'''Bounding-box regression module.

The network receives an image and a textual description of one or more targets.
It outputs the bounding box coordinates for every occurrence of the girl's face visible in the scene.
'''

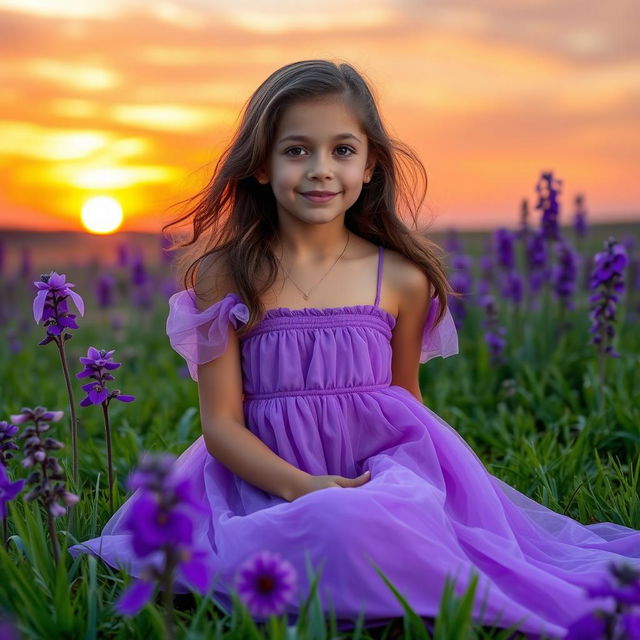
[255,95,376,226]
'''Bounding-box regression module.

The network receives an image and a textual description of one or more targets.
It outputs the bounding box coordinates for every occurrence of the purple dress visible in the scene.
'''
[69,245,640,638]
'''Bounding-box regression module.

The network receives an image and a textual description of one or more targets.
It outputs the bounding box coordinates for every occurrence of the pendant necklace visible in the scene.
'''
[276,232,350,301]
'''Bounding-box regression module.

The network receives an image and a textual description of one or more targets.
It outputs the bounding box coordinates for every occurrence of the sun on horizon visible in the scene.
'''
[81,196,124,234]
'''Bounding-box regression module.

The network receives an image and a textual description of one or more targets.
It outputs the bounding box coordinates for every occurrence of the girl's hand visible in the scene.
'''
[287,470,371,501]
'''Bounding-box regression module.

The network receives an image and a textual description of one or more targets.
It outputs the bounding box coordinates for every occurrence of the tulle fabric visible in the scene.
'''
[69,286,640,639]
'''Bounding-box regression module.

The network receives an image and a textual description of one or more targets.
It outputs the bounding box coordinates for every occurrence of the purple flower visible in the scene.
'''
[14,407,78,519]
[589,238,627,359]
[449,254,473,327]
[444,228,463,254]
[76,347,135,407]
[586,562,640,607]
[500,271,524,305]
[565,608,610,639]
[114,453,213,618]
[573,194,588,238]
[535,171,563,242]
[621,610,640,638]
[480,295,507,364]
[0,463,25,520]
[0,421,20,466]
[235,550,298,618]
[552,240,579,309]
[494,228,516,271]
[95,273,116,309]
[32,272,84,345]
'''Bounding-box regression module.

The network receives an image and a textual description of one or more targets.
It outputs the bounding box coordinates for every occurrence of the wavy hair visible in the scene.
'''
[162,58,456,337]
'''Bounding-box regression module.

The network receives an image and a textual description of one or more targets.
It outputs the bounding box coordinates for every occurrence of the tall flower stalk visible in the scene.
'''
[0,420,23,549]
[588,238,627,403]
[11,407,79,563]
[32,272,84,486]
[114,453,213,640]
[76,347,135,513]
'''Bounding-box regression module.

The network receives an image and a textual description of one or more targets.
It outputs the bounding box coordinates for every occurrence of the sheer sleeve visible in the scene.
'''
[419,296,459,364]
[166,290,249,382]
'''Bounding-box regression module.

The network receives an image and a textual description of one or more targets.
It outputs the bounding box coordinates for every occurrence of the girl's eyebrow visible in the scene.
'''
[278,133,362,144]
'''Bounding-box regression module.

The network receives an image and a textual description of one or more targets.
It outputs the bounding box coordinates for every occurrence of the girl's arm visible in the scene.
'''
[194,256,311,502]
[389,257,433,403]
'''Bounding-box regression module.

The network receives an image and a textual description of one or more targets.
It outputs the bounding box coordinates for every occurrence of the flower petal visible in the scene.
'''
[114,580,155,616]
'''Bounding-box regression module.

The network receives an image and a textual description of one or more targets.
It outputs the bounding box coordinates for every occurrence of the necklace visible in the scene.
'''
[275,232,350,301]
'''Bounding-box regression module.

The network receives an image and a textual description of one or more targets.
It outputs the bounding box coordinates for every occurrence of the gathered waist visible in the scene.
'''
[243,382,391,401]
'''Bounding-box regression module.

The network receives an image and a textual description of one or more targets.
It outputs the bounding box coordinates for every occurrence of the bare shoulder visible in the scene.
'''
[383,247,433,309]
[193,250,236,312]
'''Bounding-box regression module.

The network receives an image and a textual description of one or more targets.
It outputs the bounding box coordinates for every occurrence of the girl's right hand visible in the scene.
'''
[287,470,371,501]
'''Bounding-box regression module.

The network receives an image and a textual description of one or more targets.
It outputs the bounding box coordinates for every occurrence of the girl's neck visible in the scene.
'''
[271,228,352,262]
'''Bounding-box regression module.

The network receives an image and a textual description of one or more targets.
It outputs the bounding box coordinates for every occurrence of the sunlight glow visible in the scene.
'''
[81,196,123,234]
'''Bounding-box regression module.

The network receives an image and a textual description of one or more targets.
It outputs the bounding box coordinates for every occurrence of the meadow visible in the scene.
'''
[0,211,638,639]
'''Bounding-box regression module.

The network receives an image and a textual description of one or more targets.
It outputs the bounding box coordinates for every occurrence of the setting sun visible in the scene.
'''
[81,196,123,234]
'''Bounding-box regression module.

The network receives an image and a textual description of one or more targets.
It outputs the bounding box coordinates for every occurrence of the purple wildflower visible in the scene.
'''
[0,421,20,466]
[33,271,85,345]
[565,608,609,640]
[480,295,507,364]
[95,273,116,309]
[589,238,627,360]
[235,550,298,618]
[0,616,20,640]
[476,254,494,298]
[449,254,473,327]
[494,228,516,271]
[0,463,25,521]
[535,171,563,242]
[116,243,129,268]
[573,194,588,239]
[444,228,463,254]
[586,562,640,607]
[552,240,579,310]
[12,407,78,562]
[76,347,134,512]
[114,453,213,623]
[76,347,135,408]
[501,271,524,306]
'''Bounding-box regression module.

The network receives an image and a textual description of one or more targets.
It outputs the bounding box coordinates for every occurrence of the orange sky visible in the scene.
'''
[1,0,638,233]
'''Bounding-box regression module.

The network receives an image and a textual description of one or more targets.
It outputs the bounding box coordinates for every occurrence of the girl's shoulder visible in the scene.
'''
[193,250,238,312]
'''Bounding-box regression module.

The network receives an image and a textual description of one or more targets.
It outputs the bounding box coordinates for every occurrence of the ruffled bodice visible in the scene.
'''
[166,290,459,391]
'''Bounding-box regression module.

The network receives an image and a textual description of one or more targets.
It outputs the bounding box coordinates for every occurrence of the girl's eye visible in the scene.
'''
[284,145,356,157]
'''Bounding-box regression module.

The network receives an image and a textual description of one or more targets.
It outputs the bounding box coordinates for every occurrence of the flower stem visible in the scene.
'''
[3,518,8,551]
[161,548,176,640]
[56,339,79,488]
[101,401,114,513]
[38,439,60,563]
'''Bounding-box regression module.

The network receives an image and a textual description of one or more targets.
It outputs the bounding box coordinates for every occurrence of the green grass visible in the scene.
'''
[0,222,638,638]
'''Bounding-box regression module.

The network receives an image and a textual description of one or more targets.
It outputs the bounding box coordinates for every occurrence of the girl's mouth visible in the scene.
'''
[300,192,338,204]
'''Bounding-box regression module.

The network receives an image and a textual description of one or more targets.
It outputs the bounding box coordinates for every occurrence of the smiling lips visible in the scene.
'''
[300,191,339,203]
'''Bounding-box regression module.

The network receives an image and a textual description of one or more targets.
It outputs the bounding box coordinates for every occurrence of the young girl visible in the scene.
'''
[70,59,640,637]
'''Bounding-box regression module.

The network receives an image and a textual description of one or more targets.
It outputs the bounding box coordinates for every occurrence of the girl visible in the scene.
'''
[70,59,640,637]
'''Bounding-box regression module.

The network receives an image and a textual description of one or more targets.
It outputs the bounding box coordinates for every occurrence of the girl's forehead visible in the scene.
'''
[275,97,364,136]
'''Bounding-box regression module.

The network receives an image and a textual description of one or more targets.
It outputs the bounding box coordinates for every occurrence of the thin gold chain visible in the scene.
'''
[275,232,350,301]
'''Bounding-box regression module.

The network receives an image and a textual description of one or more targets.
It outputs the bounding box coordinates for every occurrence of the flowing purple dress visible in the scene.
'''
[69,245,640,638]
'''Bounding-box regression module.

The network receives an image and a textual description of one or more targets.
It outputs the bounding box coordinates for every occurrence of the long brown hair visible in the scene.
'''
[162,59,456,338]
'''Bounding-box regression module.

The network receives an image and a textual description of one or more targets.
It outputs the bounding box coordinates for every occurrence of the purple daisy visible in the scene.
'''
[235,550,298,618]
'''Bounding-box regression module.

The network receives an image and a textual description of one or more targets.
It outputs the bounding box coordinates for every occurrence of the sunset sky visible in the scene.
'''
[1,0,638,233]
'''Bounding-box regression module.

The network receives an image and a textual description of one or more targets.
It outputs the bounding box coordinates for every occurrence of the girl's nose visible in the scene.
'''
[306,155,333,180]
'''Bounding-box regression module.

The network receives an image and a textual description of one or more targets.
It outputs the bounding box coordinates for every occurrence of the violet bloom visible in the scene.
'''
[0,463,25,521]
[11,407,79,520]
[589,238,627,359]
[443,228,463,254]
[535,171,563,242]
[116,243,129,268]
[0,421,20,466]
[501,271,524,306]
[476,254,494,298]
[33,271,85,345]
[449,254,473,327]
[235,550,298,618]
[494,228,516,271]
[114,452,213,618]
[95,273,116,309]
[573,194,588,239]
[552,240,579,310]
[480,295,507,364]
[565,608,609,640]
[76,347,135,407]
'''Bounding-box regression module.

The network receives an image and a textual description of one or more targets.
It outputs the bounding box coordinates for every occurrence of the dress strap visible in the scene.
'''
[374,245,383,308]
